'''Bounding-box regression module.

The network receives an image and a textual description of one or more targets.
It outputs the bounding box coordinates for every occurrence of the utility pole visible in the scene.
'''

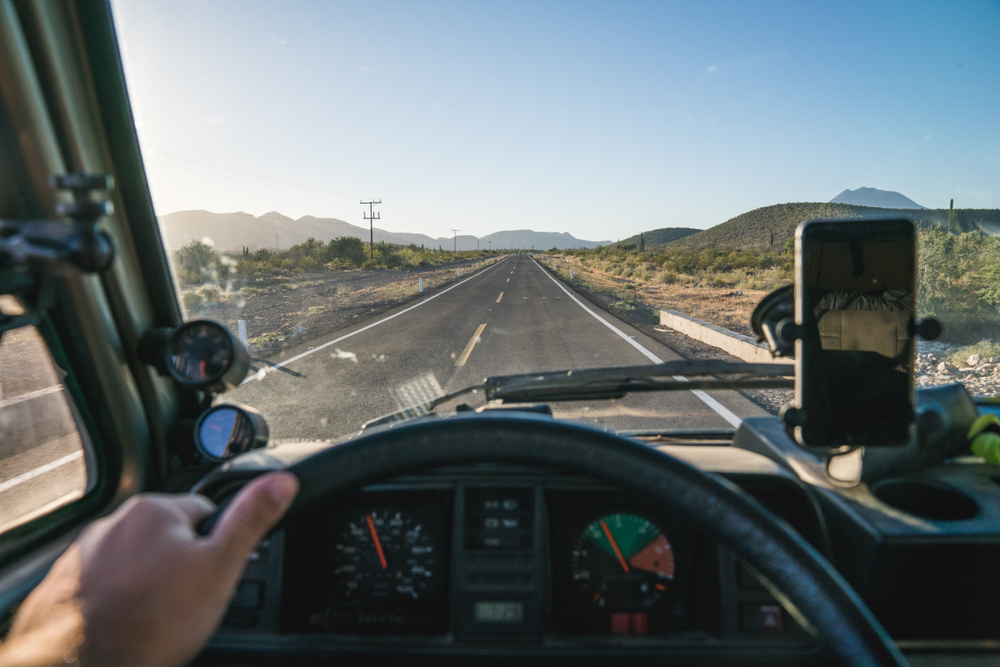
[361,199,382,260]
[275,234,279,251]
[488,241,492,251]
[450,229,460,253]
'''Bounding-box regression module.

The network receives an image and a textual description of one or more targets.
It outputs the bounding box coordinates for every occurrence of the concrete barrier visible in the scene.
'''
[659,309,794,366]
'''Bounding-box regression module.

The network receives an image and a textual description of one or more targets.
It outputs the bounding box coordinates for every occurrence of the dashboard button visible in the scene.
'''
[740,603,784,635]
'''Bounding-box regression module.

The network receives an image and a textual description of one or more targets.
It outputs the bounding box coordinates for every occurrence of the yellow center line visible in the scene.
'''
[506,278,509,282]
[496,292,504,303]
[511,271,514,274]
[455,323,487,367]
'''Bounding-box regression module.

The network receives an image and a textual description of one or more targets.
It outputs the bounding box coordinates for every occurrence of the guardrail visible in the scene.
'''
[659,309,794,366]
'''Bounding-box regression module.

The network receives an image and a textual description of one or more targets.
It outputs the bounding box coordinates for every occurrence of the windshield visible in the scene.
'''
[110,1,1000,442]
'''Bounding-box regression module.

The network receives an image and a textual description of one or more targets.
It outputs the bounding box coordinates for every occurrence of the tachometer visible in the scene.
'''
[571,513,675,613]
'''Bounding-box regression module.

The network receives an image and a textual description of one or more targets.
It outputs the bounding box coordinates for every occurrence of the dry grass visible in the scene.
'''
[547,254,776,336]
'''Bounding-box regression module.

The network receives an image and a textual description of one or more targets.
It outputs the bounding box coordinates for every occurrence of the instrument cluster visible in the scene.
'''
[279,486,697,637]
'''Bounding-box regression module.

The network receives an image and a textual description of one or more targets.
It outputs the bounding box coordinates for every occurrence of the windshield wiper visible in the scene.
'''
[364,360,792,429]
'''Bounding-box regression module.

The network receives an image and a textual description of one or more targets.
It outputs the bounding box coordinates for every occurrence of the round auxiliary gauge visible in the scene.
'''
[194,403,268,462]
[571,513,675,611]
[166,320,249,391]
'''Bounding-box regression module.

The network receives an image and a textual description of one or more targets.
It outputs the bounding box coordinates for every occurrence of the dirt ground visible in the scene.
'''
[540,255,769,336]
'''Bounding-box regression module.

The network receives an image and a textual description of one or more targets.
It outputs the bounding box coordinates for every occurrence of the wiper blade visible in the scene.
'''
[363,360,791,430]
[484,360,792,403]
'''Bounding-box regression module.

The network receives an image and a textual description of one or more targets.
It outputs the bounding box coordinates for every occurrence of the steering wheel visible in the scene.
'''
[205,412,907,667]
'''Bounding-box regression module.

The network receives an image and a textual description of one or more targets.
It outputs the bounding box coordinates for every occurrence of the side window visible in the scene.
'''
[0,297,89,535]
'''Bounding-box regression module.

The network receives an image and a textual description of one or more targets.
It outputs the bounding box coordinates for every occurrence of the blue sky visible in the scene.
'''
[110,0,1000,242]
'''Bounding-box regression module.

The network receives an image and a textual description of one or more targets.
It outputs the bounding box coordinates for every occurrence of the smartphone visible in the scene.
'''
[791,218,916,449]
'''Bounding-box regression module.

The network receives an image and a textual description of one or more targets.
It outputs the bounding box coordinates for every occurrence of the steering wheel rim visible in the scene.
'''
[208,412,906,666]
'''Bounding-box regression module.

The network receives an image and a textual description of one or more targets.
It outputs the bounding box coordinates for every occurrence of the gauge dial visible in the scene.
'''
[331,510,439,609]
[168,321,235,384]
[571,513,675,611]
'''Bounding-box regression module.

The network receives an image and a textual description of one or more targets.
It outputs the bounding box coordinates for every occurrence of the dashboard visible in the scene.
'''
[207,461,826,661]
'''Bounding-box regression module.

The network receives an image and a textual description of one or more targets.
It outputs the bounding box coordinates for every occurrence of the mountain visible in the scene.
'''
[668,203,1000,249]
[620,227,701,248]
[830,187,925,209]
[478,230,611,250]
[157,210,610,252]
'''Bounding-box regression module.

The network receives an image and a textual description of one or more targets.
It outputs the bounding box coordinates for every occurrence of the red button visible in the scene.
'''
[611,613,630,634]
[630,612,648,634]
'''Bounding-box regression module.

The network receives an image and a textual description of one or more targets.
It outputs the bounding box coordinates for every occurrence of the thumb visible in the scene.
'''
[207,471,299,560]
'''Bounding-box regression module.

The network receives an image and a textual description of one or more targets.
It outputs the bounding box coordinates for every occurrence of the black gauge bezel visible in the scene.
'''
[165,319,249,392]
[193,403,269,462]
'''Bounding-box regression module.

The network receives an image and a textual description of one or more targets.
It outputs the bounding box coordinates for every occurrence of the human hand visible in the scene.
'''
[0,471,298,667]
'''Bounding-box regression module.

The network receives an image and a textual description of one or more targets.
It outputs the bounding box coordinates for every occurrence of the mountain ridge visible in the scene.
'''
[158,210,612,252]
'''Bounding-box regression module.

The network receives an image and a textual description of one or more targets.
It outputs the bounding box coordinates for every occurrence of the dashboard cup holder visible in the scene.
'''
[871,479,978,521]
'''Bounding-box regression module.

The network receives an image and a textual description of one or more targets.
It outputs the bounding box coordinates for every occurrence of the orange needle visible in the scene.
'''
[366,514,388,570]
[600,519,630,573]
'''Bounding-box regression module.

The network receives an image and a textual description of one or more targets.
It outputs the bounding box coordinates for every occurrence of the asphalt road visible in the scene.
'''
[0,326,87,533]
[231,254,769,441]
[1,254,770,531]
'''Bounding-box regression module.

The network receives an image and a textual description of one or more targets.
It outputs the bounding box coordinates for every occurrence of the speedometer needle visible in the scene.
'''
[366,514,388,570]
[599,519,630,573]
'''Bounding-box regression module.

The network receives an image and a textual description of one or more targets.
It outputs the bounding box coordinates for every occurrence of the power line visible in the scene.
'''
[362,199,382,260]
[150,150,359,199]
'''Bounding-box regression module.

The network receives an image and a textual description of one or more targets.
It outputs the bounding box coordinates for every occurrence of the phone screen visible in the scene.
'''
[794,219,916,449]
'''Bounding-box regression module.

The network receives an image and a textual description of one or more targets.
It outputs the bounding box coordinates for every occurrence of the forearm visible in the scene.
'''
[0,608,83,667]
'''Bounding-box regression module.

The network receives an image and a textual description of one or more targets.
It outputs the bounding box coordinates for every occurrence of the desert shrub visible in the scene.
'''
[199,285,220,302]
[657,270,679,284]
[181,291,204,309]
[949,340,1000,366]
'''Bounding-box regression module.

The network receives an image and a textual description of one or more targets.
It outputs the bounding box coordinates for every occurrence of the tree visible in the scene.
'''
[174,240,217,285]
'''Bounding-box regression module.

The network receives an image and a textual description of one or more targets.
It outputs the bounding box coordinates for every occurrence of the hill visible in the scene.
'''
[669,203,1000,249]
[831,187,925,209]
[158,210,610,252]
[619,227,701,248]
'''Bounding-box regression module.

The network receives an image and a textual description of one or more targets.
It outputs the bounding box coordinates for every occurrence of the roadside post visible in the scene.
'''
[458,267,461,276]
[238,320,248,348]
[570,268,574,279]
[419,277,423,293]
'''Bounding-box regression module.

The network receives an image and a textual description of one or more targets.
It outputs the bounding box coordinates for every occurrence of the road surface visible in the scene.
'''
[232,254,768,440]
[0,254,769,531]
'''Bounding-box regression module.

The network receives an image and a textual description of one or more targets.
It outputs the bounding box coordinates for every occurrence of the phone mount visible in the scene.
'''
[750,219,945,486]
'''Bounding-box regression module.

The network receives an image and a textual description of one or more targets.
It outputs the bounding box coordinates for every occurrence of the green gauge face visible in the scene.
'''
[571,513,675,611]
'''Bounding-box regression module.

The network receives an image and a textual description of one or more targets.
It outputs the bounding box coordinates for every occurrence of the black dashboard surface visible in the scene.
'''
[195,447,826,663]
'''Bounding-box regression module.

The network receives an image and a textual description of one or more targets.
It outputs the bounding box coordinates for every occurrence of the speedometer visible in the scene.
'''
[332,510,438,604]
[302,502,450,634]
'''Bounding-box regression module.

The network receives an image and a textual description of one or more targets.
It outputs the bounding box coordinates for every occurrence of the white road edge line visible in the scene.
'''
[530,257,742,428]
[0,385,63,410]
[243,256,510,384]
[0,450,84,495]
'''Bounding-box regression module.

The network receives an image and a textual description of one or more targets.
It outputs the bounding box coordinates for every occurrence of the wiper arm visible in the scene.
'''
[364,360,791,429]
[484,360,792,403]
